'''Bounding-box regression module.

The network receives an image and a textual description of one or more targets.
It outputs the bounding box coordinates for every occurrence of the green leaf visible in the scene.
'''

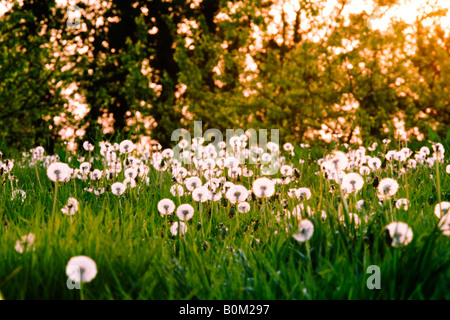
[425,125,441,143]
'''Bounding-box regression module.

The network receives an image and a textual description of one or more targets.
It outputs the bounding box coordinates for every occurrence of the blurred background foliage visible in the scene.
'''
[0,0,449,152]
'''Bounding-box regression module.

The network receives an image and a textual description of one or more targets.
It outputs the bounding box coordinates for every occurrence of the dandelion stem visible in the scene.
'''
[34,163,42,189]
[199,202,205,239]
[305,240,313,274]
[336,170,349,214]
[52,181,58,218]
[435,157,442,206]
[389,198,394,222]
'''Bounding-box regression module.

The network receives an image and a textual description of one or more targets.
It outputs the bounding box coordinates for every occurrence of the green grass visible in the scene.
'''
[0,144,449,300]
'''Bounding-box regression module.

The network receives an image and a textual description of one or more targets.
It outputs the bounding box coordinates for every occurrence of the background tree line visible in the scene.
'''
[0,0,449,152]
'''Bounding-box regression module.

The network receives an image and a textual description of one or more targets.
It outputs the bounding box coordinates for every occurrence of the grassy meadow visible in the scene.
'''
[0,138,449,300]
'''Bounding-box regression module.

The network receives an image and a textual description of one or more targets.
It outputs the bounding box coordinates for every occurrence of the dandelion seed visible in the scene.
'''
[368,157,382,171]
[61,197,79,215]
[385,222,413,247]
[111,182,126,195]
[170,221,188,236]
[438,213,450,236]
[293,220,314,242]
[434,202,450,218]
[252,177,275,198]
[176,204,195,221]
[280,165,293,176]
[79,162,91,174]
[283,143,294,152]
[295,187,312,201]
[178,139,189,149]
[162,148,174,159]
[377,178,399,200]
[158,198,175,216]
[237,202,251,213]
[119,140,135,154]
[47,162,71,182]
[192,187,211,203]
[83,141,94,151]
[123,177,136,188]
[341,173,364,193]
[66,256,98,283]
[266,142,279,153]
[368,142,378,151]
[359,166,371,176]
[170,184,184,197]
[90,169,102,180]
[226,185,249,204]
[185,176,202,191]
[124,167,138,180]
[385,150,397,161]
[395,198,410,211]
[328,151,348,171]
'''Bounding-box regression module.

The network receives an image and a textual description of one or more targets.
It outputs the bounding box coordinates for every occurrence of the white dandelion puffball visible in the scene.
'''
[79,162,91,174]
[293,219,314,242]
[170,184,184,197]
[178,139,189,149]
[111,182,126,195]
[124,167,138,179]
[61,197,79,215]
[295,188,312,201]
[385,222,413,247]
[237,202,251,213]
[226,185,249,204]
[15,233,35,253]
[252,177,275,198]
[341,173,364,193]
[176,204,195,221]
[328,151,349,171]
[359,166,371,176]
[377,178,399,200]
[185,176,202,191]
[438,213,450,236]
[170,221,188,236]
[446,165,450,174]
[283,143,294,152]
[395,198,410,211]
[434,202,450,218]
[66,256,98,283]
[83,141,94,151]
[192,187,211,203]
[119,140,135,154]
[158,198,176,216]
[280,165,293,176]
[90,169,102,180]
[47,162,72,182]
[368,157,382,171]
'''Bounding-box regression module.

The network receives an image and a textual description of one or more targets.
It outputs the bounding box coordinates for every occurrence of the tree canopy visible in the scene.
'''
[0,0,449,152]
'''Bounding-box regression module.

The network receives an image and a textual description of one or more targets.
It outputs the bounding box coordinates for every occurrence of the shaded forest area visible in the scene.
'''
[0,0,449,152]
